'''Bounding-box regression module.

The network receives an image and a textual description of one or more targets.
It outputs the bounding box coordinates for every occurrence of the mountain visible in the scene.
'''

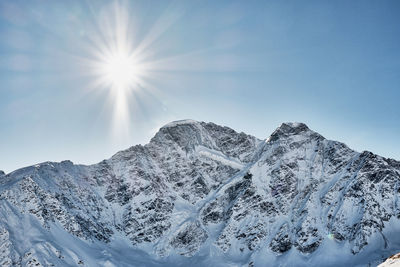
[1,120,399,267]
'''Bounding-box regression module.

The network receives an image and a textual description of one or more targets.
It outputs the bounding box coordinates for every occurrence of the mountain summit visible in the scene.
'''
[0,120,399,266]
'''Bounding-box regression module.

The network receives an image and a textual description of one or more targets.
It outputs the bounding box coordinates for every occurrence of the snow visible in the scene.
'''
[196,145,244,169]
[379,253,400,267]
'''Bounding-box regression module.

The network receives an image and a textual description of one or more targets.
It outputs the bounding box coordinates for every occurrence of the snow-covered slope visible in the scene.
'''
[379,252,400,267]
[0,120,399,266]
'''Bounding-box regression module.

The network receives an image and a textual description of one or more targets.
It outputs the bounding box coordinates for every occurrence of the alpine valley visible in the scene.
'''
[1,120,400,267]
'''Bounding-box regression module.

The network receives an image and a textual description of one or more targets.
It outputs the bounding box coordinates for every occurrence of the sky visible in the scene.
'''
[1,0,400,173]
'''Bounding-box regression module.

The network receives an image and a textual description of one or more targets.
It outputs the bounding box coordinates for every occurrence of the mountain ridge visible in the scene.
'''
[1,120,399,266]
[3,120,397,175]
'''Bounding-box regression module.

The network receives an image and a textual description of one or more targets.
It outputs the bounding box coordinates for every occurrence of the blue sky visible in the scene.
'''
[1,0,400,173]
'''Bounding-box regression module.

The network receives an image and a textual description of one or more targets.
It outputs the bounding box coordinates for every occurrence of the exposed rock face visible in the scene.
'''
[0,120,399,266]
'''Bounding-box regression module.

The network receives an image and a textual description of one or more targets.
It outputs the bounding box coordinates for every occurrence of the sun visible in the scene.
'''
[100,49,138,90]
[80,1,170,144]
[86,2,145,94]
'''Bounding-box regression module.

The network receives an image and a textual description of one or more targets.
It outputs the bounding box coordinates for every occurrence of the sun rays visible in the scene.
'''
[81,1,153,143]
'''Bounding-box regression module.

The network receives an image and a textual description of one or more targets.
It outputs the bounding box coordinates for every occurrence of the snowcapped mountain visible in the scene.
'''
[1,120,400,266]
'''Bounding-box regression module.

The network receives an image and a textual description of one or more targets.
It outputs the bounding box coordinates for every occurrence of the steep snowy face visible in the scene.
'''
[0,120,399,267]
[201,123,400,266]
[203,123,352,251]
[100,120,262,255]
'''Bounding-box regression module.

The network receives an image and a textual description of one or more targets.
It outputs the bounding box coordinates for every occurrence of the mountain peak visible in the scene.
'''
[267,122,314,142]
[160,119,200,129]
[279,122,310,132]
[151,119,205,148]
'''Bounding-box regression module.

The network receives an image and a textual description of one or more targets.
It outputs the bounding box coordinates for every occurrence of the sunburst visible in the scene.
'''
[81,1,151,143]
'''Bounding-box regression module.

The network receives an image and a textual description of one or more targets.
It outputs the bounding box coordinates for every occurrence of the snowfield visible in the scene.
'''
[1,120,400,266]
